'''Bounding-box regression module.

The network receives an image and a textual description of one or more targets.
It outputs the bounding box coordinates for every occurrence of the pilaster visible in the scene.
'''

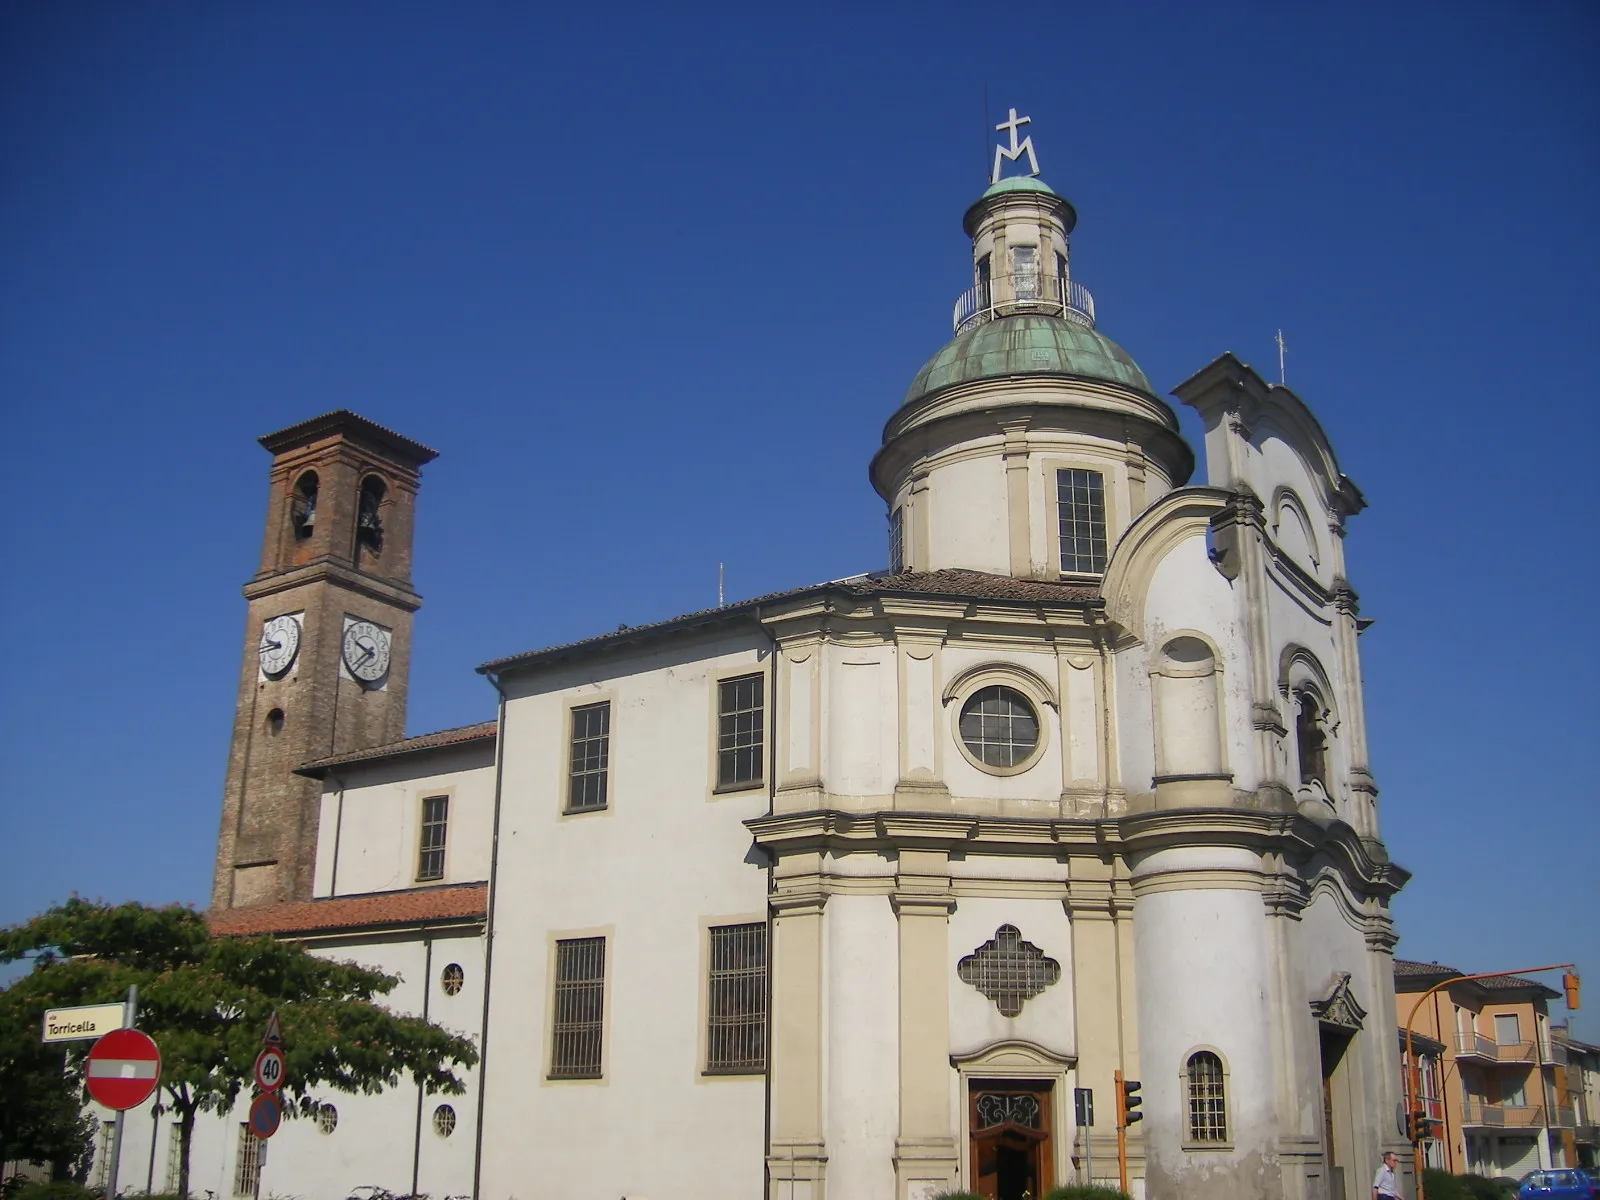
[769,885,829,1200]
[891,848,959,1198]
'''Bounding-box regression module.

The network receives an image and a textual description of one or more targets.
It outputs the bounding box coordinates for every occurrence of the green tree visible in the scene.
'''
[0,899,479,1198]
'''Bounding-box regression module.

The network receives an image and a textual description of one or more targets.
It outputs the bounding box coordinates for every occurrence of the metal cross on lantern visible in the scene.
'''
[991,108,1040,184]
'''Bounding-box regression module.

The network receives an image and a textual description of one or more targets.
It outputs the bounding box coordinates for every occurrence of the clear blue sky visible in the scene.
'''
[2,2,1595,1028]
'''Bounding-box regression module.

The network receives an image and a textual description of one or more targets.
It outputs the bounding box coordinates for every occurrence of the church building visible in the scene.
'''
[145,120,1414,1200]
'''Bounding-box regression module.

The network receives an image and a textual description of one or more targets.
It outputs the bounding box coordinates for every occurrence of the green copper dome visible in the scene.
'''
[981,175,1060,199]
[901,314,1152,408]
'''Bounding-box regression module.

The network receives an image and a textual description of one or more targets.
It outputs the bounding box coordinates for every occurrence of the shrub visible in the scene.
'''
[2,1184,97,1200]
[1421,1170,1469,1200]
[1044,1187,1132,1200]
[1458,1175,1514,1200]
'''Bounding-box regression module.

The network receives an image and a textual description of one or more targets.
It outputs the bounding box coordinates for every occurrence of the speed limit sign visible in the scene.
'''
[253,1046,285,1092]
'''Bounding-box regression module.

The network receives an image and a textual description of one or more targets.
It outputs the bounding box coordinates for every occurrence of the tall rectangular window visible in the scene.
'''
[706,923,767,1073]
[717,674,764,789]
[1010,245,1039,299]
[164,1124,182,1193]
[568,702,611,812]
[888,507,904,574]
[232,1124,263,1197]
[550,936,606,1078]
[1057,468,1108,574]
[417,795,448,881]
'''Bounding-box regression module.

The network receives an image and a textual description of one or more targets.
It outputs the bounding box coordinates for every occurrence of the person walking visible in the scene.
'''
[1372,1150,1401,1200]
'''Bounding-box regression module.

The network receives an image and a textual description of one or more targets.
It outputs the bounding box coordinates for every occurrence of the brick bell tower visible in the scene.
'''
[212,411,437,910]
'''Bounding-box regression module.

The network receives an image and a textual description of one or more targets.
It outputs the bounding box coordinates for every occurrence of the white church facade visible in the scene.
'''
[121,124,1415,1200]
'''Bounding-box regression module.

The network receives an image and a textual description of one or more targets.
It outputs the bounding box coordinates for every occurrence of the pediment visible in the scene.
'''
[1310,971,1368,1031]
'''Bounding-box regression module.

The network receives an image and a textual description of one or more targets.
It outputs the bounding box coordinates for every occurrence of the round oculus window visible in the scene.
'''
[433,1104,457,1138]
[440,963,464,996]
[958,685,1040,769]
[316,1104,337,1134]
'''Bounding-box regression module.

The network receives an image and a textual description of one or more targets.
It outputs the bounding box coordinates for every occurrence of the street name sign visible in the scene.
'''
[84,1029,161,1110]
[41,1003,126,1043]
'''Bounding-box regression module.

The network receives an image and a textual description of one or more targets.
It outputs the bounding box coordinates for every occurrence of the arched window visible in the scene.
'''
[357,475,386,555]
[1153,636,1225,780]
[1296,692,1328,785]
[291,472,318,539]
[1186,1051,1228,1142]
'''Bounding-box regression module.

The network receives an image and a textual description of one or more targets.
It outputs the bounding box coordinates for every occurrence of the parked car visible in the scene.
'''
[1516,1168,1597,1199]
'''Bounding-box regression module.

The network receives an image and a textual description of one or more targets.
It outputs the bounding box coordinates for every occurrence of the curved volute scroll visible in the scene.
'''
[1101,487,1232,643]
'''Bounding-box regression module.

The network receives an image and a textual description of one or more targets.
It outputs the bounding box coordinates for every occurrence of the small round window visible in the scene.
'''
[316,1104,337,1134]
[440,963,464,996]
[958,686,1040,769]
[433,1104,456,1138]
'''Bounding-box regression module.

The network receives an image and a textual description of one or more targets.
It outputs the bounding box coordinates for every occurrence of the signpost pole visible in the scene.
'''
[103,985,138,1200]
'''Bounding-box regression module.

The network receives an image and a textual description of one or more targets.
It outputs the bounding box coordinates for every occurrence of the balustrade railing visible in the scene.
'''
[1455,1031,1497,1060]
[953,273,1096,333]
[1461,1100,1547,1128]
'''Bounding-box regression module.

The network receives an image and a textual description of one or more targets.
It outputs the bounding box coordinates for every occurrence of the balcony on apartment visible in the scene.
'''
[1453,1031,1565,1065]
[1460,1100,1548,1129]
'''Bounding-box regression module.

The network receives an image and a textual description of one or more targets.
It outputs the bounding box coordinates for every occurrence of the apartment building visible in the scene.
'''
[1555,1031,1600,1170]
[1395,960,1576,1178]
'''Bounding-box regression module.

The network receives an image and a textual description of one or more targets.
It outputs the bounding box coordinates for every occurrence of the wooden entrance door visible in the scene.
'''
[969,1082,1053,1200]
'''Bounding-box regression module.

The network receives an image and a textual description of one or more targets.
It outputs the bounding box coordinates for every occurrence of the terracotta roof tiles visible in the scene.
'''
[296,720,497,776]
[208,883,487,937]
[479,569,1099,674]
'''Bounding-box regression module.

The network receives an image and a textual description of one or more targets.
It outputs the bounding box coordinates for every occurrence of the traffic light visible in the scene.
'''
[1564,971,1580,1011]
[1406,1109,1429,1143]
[1121,1077,1143,1127]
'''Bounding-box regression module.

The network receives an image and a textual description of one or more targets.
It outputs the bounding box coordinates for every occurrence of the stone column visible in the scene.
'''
[889,841,959,1199]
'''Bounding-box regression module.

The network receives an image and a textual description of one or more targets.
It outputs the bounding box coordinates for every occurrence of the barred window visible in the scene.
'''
[568,701,611,812]
[417,795,448,880]
[1057,468,1108,574]
[1187,1051,1228,1142]
[551,937,605,1078]
[93,1121,113,1191]
[707,923,767,1073]
[316,1103,337,1134]
[164,1123,182,1193]
[958,686,1040,769]
[717,674,764,789]
[232,1123,263,1196]
[433,1104,456,1137]
[440,962,464,996]
[889,507,904,574]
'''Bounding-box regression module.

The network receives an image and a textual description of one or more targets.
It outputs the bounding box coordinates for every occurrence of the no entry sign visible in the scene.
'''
[84,1029,161,1110]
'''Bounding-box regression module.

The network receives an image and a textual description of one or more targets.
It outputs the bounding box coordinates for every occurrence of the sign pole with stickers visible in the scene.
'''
[101,985,139,1200]
[248,1013,286,1154]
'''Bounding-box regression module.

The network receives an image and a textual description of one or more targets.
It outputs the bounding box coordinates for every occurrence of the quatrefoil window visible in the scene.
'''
[957,924,1061,1016]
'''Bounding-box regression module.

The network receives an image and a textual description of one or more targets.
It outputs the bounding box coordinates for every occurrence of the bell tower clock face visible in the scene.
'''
[341,618,392,685]
[258,614,301,678]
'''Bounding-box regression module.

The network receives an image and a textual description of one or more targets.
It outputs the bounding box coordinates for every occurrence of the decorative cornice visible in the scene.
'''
[243,558,423,612]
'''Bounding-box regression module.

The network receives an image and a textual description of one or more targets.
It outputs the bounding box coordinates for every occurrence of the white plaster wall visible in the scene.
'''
[926,453,1009,574]
[477,632,771,1200]
[824,645,895,797]
[825,894,900,1198]
[1131,846,1278,1198]
[115,930,483,1200]
[1130,536,1251,795]
[948,897,1075,1061]
[313,747,496,897]
[938,646,1065,806]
